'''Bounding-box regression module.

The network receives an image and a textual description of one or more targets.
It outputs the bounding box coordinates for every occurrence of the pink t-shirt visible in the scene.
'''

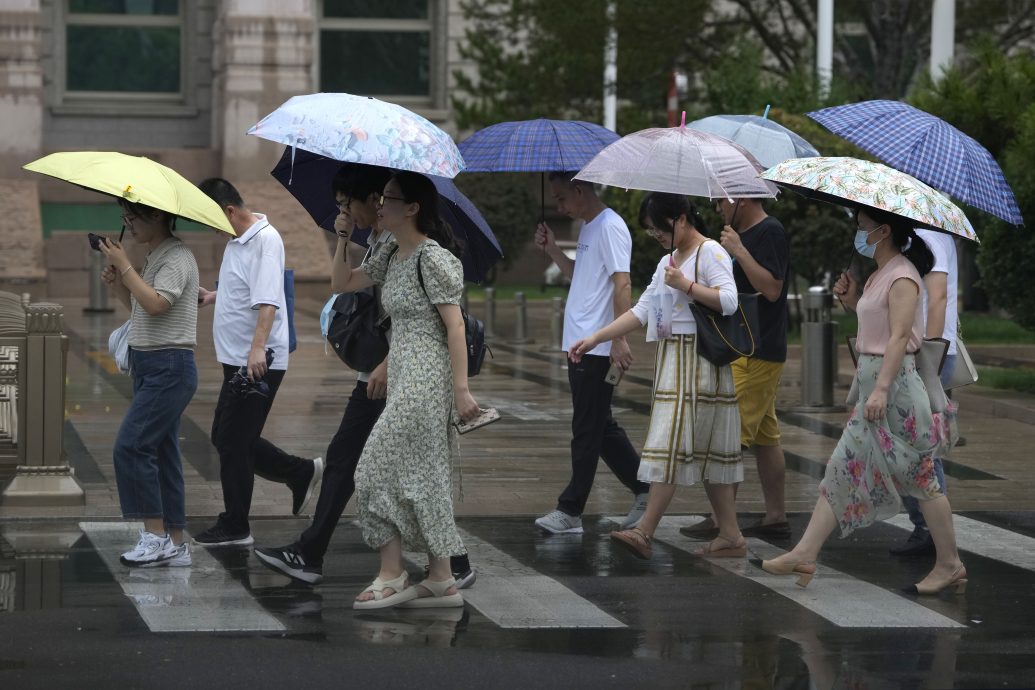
[854,254,925,355]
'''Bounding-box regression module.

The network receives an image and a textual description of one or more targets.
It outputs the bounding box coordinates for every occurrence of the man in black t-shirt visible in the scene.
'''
[682,197,792,540]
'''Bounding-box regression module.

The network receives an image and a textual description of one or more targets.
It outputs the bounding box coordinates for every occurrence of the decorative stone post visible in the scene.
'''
[1,292,83,506]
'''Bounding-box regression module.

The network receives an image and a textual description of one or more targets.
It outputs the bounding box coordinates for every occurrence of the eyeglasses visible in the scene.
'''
[378,194,407,207]
[120,213,136,224]
[644,227,666,239]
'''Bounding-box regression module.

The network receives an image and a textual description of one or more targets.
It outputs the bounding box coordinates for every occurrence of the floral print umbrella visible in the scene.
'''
[761,156,978,242]
[247,93,465,178]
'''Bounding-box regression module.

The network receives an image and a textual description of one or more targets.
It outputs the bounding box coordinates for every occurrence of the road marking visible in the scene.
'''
[608,516,965,629]
[80,522,285,633]
[479,397,557,421]
[889,514,1035,572]
[405,527,625,629]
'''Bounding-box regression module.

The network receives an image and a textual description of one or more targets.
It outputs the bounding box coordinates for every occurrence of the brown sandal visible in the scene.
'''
[610,527,653,559]
[692,535,747,559]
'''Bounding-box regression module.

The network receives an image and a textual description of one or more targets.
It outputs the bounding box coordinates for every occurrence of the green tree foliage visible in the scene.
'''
[911,43,1035,330]
[452,0,711,132]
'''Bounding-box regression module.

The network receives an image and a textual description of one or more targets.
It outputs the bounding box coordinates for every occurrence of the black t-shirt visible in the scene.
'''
[731,216,790,362]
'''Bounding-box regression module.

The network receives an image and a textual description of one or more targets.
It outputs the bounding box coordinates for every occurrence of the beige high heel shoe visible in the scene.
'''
[751,557,817,588]
[904,564,968,595]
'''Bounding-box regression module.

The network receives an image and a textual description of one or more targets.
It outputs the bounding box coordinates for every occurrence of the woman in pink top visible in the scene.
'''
[756,207,966,596]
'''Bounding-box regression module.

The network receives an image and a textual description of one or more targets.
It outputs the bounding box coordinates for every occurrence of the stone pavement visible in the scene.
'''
[3,294,1033,520]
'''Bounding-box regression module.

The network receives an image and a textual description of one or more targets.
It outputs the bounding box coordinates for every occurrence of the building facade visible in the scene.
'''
[0,0,476,293]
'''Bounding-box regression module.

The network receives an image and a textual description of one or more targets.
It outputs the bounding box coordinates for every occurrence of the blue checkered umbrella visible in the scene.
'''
[457,118,620,172]
[808,100,1023,225]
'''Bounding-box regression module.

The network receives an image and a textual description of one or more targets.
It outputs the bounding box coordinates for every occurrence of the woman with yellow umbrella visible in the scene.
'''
[25,151,234,568]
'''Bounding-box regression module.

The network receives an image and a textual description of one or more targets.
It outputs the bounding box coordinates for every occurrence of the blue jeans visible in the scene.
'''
[903,354,956,529]
[113,348,198,530]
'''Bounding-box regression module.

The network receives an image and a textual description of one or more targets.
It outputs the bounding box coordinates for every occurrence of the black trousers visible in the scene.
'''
[211,364,312,534]
[557,354,648,516]
[298,381,385,564]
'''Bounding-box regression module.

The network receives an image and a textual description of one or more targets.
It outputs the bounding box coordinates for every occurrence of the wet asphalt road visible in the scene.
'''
[3,513,1035,689]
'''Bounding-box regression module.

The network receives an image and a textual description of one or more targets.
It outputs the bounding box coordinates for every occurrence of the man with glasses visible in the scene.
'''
[192,177,323,547]
[681,197,791,541]
[533,172,650,535]
[254,164,475,588]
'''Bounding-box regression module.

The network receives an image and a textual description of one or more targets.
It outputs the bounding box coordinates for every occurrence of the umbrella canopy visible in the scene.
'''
[457,118,620,172]
[761,156,978,242]
[574,124,778,198]
[807,100,1022,225]
[270,149,502,283]
[248,93,465,178]
[687,114,820,168]
[23,151,234,235]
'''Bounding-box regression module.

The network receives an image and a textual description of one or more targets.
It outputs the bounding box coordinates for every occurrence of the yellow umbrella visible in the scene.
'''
[23,151,234,236]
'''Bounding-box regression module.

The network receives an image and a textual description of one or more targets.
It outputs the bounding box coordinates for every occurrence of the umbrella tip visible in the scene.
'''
[762,104,771,119]
[680,111,686,128]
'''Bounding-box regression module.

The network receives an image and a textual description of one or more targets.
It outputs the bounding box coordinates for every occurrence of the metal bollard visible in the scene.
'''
[550,296,564,350]
[511,292,531,344]
[800,286,838,407]
[83,253,113,314]
[483,287,496,338]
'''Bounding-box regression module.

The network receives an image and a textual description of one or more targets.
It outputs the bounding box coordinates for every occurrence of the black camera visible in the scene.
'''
[88,233,106,251]
[229,348,276,398]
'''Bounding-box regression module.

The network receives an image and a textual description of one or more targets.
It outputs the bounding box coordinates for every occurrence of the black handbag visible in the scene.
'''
[687,241,760,367]
[326,289,390,372]
[416,250,491,377]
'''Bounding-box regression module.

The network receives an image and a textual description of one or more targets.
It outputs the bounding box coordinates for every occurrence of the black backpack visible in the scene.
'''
[416,250,490,377]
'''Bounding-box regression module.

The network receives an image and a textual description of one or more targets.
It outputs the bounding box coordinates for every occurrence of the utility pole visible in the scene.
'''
[816,0,834,99]
[603,0,617,131]
[930,0,956,82]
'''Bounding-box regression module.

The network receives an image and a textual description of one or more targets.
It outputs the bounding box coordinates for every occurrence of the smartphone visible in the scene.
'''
[87,233,105,251]
[605,363,624,386]
[454,407,501,435]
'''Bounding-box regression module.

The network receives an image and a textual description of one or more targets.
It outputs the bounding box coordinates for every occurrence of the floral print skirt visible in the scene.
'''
[821,354,956,536]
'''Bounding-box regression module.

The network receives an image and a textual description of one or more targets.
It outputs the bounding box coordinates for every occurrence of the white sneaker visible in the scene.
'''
[120,530,178,568]
[535,510,584,534]
[163,541,192,568]
[619,493,650,529]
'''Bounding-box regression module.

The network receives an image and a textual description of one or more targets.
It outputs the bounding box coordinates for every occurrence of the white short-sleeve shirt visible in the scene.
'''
[213,213,291,370]
[916,229,959,355]
[562,207,632,356]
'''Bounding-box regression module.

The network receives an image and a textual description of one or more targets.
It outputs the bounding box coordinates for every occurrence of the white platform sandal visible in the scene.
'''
[396,577,464,609]
[353,572,418,610]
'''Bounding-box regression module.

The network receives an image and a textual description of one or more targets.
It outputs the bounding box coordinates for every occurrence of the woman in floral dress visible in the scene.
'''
[333,171,480,609]
[757,207,966,595]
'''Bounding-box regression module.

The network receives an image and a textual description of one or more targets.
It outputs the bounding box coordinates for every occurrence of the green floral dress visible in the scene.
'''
[354,238,467,557]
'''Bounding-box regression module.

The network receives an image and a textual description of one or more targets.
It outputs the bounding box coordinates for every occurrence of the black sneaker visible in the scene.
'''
[889,526,935,557]
[292,457,324,515]
[192,524,254,547]
[254,544,323,585]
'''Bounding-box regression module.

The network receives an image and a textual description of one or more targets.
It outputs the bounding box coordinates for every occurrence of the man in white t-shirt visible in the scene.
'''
[533,172,650,534]
[891,228,958,557]
[192,178,322,547]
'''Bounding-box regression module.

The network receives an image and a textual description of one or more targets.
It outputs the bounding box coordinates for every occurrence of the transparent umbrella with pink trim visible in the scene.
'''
[573,113,778,200]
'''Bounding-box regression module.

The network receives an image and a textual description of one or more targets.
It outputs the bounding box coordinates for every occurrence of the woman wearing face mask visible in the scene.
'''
[98,200,200,568]
[333,171,480,609]
[570,192,744,560]
[756,207,965,595]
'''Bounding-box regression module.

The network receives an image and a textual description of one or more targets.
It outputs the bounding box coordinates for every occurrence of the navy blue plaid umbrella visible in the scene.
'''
[808,100,1023,225]
[457,118,620,172]
[271,148,503,283]
[458,118,620,220]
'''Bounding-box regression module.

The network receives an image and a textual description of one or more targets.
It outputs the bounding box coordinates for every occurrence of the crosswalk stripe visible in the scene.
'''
[80,522,285,633]
[888,513,1035,572]
[609,516,966,629]
[406,527,625,629]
